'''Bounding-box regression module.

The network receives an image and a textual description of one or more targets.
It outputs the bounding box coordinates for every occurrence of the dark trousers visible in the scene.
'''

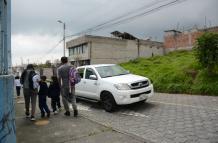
[61,86,77,112]
[51,96,61,112]
[23,88,37,116]
[16,86,21,97]
[38,96,50,114]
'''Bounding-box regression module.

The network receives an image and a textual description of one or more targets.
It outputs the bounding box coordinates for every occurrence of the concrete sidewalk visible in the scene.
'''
[15,97,145,143]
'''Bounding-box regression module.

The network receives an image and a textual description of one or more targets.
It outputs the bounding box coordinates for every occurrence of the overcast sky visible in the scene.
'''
[11,0,218,66]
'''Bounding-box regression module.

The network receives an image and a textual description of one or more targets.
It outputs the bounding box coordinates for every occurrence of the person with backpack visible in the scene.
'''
[48,76,61,114]
[38,76,50,118]
[20,64,37,121]
[57,57,78,117]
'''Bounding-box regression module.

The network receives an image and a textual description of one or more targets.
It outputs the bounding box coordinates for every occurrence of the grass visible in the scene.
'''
[120,50,218,96]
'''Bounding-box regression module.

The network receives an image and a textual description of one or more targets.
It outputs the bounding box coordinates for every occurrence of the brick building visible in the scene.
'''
[164,26,218,52]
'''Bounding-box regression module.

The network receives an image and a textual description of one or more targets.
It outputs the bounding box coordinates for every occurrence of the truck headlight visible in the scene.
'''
[114,83,130,90]
[148,79,151,85]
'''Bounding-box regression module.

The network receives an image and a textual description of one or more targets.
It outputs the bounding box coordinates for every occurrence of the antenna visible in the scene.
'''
[209,20,212,27]
[204,16,207,29]
[176,22,180,31]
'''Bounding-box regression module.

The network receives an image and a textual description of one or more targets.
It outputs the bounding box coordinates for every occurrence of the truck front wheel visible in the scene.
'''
[101,92,116,112]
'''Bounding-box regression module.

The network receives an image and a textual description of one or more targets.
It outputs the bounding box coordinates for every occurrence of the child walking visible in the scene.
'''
[38,76,50,118]
[48,76,61,114]
[14,75,22,98]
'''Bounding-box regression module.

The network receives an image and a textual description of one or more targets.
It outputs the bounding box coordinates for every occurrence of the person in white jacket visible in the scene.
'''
[15,75,22,98]
[32,74,40,91]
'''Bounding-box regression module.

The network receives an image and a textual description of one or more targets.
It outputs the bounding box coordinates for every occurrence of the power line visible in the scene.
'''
[90,0,187,33]
[66,0,188,39]
[70,0,167,36]
[39,39,63,61]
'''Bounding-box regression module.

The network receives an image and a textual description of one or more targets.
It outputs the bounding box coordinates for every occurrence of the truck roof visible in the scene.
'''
[77,64,116,68]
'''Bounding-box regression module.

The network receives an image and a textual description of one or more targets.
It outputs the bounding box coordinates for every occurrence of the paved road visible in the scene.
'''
[15,97,145,143]
[75,93,218,143]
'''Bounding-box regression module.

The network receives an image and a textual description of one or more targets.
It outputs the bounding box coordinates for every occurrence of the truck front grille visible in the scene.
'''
[130,80,149,89]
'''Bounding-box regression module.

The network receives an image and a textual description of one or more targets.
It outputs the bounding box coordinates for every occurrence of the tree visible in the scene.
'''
[195,32,218,75]
[45,60,52,68]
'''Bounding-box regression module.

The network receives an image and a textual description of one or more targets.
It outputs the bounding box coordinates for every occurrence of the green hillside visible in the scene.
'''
[120,50,218,96]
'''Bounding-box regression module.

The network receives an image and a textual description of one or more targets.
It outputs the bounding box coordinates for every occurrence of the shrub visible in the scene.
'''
[194,32,218,75]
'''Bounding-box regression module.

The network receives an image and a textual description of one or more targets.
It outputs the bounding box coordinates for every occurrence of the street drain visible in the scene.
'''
[35,119,50,126]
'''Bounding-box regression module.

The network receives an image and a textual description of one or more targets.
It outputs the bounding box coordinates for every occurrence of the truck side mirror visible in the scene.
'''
[89,75,97,80]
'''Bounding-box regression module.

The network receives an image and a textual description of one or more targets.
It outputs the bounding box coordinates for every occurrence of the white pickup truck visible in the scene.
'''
[75,64,154,112]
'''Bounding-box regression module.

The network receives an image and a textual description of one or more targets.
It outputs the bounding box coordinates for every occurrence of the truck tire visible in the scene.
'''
[101,92,116,112]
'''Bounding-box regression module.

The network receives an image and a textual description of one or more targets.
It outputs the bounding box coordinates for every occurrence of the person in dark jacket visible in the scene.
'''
[48,76,61,114]
[20,64,37,121]
[38,76,50,118]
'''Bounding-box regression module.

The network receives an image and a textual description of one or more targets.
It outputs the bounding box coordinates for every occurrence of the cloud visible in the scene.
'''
[12,34,63,65]
[11,0,218,65]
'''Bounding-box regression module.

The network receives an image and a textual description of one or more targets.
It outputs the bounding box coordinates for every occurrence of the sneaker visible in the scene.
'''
[41,113,45,118]
[74,110,78,117]
[64,111,70,116]
[26,112,30,118]
[58,107,62,111]
[30,116,36,121]
[54,111,58,115]
[47,112,50,118]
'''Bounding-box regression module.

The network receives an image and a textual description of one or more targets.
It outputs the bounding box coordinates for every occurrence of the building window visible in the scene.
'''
[81,45,84,53]
[69,43,88,56]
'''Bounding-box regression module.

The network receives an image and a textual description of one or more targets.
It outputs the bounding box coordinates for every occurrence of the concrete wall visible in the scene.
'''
[67,35,164,65]
[139,41,164,57]
[90,38,127,64]
[0,75,16,143]
[90,39,164,64]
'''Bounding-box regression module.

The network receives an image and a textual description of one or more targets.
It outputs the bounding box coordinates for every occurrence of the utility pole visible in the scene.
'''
[204,16,207,29]
[58,20,66,57]
[20,57,23,66]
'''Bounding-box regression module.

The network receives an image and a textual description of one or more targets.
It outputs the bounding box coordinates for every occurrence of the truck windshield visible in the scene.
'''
[96,65,129,78]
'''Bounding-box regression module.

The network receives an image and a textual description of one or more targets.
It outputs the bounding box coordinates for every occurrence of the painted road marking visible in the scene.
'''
[150,100,218,111]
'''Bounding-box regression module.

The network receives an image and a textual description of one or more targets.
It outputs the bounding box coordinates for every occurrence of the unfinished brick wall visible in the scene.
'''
[164,31,203,49]
[164,26,218,50]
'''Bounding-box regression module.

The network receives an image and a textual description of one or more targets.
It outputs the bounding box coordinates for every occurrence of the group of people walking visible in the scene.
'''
[16,56,78,121]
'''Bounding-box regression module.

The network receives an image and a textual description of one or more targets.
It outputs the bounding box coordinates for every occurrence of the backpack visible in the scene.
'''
[20,70,27,84]
[28,71,36,89]
[69,67,81,86]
